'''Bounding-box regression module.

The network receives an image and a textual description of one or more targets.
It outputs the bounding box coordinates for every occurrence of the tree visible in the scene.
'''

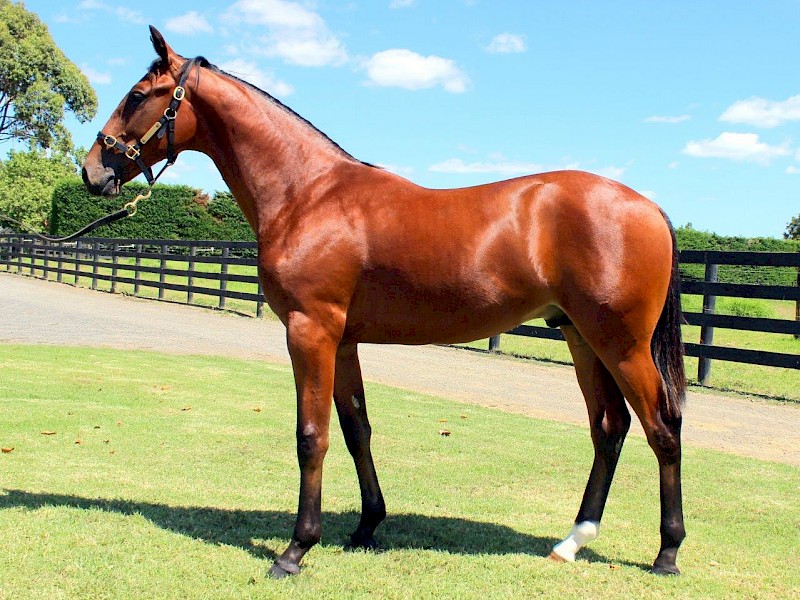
[0,0,97,153]
[785,215,800,240]
[0,148,76,229]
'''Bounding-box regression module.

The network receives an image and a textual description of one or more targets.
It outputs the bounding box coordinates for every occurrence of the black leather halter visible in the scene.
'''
[97,58,197,186]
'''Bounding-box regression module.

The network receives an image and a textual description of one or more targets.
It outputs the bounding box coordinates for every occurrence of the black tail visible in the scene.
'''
[651,212,686,420]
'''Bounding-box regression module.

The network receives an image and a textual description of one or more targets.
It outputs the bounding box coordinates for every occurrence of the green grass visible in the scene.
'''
[1,345,798,599]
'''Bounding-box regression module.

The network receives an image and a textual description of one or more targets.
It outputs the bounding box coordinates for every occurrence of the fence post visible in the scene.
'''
[91,241,99,290]
[110,242,119,294]
[795,263,799,340]
[488,335,502,352]
[56,242,64,283]
[187,244,197,305]
[42,240,49,280]
[134,243,142,295]
[74,241,82,285]
[256,279,264,318]
[159,243,168,300]
[219,246,229,309]
[697,261,718,386]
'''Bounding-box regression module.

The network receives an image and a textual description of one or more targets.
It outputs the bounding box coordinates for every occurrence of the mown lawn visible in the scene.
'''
[1,345,797,599]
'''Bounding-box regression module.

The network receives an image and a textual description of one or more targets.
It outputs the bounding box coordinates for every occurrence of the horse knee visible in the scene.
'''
[297,425,329,468]
[648,422,681,466]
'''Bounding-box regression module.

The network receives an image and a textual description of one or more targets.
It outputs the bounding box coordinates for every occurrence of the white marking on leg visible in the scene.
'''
[351,395,361,410]
[550,521,600,562]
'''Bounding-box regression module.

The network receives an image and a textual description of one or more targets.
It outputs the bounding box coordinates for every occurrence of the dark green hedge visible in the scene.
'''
[676,226,799,287]
[49,179,254,241]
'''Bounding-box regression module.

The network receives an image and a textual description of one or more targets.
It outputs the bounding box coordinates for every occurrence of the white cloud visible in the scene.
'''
[592,165,627,180]
[76,1,144,25]
[720,94,800,128]
[786,166,800,175]
[80,64,111,85]
[165,11,214,36]
[378,163,414,176]
[427,158,625,179]
[429,158,546,176]
[116,7,146,25]
[225,0,347,67]
[390,0,416,7]
[364,49,469,93]
[485,33,526,54]
[640,190,657,200]
[218,58,294,97]
[683,132,790,164]
[644,115,690,124]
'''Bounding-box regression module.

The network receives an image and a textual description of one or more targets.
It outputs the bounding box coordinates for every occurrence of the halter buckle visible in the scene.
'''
[102,134,118,149]
[173,86,186,101]
[163,107,177,121]
[125,145,141,160]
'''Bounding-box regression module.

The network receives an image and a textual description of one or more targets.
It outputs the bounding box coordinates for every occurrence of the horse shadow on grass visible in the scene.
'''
[0,488,650,571]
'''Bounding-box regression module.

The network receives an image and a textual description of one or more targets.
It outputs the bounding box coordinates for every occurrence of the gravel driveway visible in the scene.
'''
[1,272,798,466]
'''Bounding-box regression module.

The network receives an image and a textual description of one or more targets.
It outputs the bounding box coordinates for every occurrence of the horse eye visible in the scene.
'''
[129,91,147,104]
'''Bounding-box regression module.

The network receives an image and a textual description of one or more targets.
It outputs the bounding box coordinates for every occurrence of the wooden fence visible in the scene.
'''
[1,234,798,379]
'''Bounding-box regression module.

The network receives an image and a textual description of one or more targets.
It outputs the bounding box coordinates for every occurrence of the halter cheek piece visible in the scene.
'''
[97,58,197,187]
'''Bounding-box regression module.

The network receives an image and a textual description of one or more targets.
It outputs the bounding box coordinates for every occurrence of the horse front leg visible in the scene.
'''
[333,343,386,550]
[269,312,340,578]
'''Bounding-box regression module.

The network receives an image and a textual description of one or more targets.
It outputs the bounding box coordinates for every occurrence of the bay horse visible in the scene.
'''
[82,27,686,578]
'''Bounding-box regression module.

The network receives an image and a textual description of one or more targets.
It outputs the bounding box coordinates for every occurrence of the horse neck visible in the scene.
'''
[191,70,355,234]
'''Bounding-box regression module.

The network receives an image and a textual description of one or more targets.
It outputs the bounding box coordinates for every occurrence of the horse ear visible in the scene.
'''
[149,25,170,64]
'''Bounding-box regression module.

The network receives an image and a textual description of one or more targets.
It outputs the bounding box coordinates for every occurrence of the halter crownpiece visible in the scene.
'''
[97,58,198,187]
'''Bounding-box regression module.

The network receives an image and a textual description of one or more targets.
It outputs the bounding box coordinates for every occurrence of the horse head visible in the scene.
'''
[82,26,199,197]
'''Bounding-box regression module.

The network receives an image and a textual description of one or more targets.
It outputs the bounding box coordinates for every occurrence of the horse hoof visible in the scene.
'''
[268,559,301,579]
[345,534,378,552]
[651,564,680,576]
[547,551,569,564]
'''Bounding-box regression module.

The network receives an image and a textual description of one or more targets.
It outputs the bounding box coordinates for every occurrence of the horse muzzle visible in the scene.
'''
[82,163,120,197]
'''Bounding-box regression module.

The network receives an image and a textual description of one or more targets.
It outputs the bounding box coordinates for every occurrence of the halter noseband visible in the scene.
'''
[97,58,197,187]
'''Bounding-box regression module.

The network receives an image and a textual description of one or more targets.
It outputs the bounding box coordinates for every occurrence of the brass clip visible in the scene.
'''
[123,189,152,216]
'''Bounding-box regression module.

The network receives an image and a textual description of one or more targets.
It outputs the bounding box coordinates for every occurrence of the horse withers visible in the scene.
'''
[82,26,687,578]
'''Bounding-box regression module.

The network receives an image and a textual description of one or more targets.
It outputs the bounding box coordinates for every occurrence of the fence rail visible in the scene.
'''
[1,234,798,377]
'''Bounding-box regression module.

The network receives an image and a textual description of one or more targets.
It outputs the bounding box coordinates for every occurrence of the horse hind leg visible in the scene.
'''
[333,343,386,549]
[550,324,631,563]
[609,347,684,575]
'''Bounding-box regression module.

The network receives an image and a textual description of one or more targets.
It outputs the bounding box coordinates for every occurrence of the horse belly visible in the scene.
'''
[343,273,552,345]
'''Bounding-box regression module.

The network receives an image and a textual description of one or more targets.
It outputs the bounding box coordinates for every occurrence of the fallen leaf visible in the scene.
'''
[94,425,101,429]
[609,564,620,570]
[181,406,192,412]
[253,407,262,413]
[40,431,57,436]
[438,429,451,437]
[103,439,110,444]
[1,447,14,453]
[460,415,467,419]
[75,440,83,445]
[438,419,448,423]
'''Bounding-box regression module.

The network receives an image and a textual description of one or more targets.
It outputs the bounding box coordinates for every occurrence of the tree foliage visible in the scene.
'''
[785,215,800,240]
[0,0,97,153]
[0,148,75,230]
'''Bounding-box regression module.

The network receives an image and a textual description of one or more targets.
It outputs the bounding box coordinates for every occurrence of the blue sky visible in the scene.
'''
[20,0,800,237]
